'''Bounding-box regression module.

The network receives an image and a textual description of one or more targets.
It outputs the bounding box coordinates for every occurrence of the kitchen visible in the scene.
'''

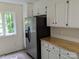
[0,0,79,59]
[24,0,79,59]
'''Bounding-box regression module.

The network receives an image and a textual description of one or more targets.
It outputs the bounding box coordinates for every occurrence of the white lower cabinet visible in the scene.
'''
[60,48,79,59]
[41,40,79,59]
[41,40,49,59]
[60,55,71,59]
[49,43,59,59]
[41,40,59,59]
[41,47,49,59]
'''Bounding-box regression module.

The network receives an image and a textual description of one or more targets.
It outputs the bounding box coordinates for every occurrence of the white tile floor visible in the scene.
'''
[0,52,32,59]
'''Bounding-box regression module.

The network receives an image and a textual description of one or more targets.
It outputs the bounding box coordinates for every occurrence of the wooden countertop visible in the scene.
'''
[41,37,79,53]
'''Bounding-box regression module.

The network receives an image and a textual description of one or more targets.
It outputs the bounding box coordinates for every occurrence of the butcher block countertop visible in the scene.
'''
[41,37,79,53]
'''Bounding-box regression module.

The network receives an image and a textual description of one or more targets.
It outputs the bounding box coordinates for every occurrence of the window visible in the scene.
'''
[4,12,16,35]
[0,12,16,36]
[0,13,3,36]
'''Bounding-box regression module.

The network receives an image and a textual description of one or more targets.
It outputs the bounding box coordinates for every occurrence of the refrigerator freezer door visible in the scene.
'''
[25,17,37,59]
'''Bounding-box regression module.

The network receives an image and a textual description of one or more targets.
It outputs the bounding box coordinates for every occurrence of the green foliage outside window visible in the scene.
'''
[5,13,14,33]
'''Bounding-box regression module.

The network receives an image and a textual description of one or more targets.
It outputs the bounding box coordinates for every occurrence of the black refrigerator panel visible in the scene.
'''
[36,15,50,39]
[36,15,50,59]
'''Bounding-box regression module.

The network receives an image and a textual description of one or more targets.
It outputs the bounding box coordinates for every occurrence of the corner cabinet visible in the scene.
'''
[41,40,79,59]
[33,0,48,16]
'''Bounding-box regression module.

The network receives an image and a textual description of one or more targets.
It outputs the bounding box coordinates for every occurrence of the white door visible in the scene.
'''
[55,0,68,27]
[68,0,79,28]
[47,0,55,26]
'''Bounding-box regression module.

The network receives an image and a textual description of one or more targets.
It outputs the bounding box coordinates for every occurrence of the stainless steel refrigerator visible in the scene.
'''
[25,15,50,59]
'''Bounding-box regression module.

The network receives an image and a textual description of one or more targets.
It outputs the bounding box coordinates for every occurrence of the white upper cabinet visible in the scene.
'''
[68,0,79,28]
[55,0,68,27]
[39,0,47,15]
[33,1,39,16]
[47,0,79,28]
[47,0,68,27]
[47,0,55,26]
[33,0,48,16]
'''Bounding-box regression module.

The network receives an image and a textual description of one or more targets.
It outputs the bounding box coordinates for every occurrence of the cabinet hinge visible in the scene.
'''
[66,1,69,3]
[59,54,61,56]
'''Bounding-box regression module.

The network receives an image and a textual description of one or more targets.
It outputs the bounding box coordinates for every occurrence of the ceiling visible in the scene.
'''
[0,0,39,4]
[26,0,39,3]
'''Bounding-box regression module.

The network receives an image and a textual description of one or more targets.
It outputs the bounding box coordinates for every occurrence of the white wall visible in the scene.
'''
[0,3,24,55]
[51,27,79,43]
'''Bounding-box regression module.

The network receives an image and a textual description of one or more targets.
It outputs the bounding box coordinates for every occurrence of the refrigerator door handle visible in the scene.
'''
[28,27,31,42]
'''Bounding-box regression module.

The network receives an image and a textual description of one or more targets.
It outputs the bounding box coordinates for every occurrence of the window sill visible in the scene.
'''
[5,33,16,36]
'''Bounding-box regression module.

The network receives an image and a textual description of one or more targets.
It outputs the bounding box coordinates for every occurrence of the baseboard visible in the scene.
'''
[0,49,26,56]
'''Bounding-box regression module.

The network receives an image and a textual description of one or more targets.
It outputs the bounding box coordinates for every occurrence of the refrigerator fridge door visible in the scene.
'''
[25,17,37,59]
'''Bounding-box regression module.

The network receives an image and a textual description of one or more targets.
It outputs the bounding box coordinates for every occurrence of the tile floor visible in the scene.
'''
[0,51,32,59]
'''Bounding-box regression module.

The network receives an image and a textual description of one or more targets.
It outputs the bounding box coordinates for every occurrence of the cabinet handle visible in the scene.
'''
[45,6,47,9]
[52,47,54,49]
[67,53,69,55]
[66,1,69,3]
[55,22,57,24]
[66,24,68,26]
[46,49,49,51]
[46,49,50,52]
[48,50,50,52]
[53,22,54,24]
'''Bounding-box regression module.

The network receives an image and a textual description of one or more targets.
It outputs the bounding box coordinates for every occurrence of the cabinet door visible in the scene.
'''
[39,0,47,15]
[47,0,55,26]
[41,48,49,59]
[49,44,59,59]
[68,0,79,28]
[33,1,39,16]
[55,0,68,27]
[60,48,78,59]
[41,41,49,59]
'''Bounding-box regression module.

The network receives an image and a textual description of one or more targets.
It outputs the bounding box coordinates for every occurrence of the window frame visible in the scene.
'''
[4,11,16,36]
[0,11,16,37]
[0,12,4,36]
